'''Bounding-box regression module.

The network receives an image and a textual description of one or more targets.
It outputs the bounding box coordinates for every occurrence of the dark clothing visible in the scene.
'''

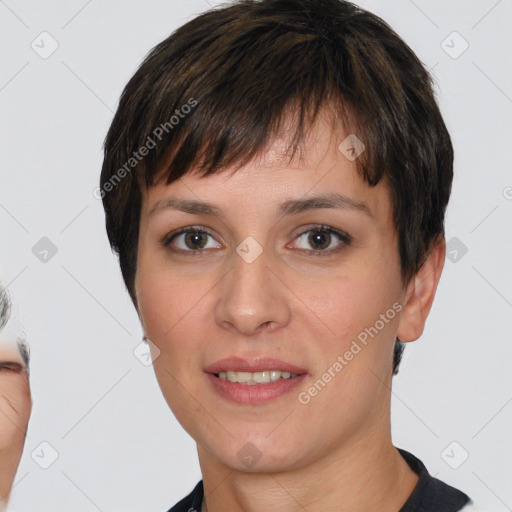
[166,448,472,511]
[397,449,471,511]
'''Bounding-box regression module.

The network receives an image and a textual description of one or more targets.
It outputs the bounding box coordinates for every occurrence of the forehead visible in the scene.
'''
[0,338,23,364]
[141,113,393,223]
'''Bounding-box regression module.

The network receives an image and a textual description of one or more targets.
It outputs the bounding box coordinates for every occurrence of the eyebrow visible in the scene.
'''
[149,193,373,218]
[279,193,372,217]
[149,198,223,217]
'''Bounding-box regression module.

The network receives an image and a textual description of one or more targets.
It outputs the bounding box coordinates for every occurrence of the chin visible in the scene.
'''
[204,433,308,473]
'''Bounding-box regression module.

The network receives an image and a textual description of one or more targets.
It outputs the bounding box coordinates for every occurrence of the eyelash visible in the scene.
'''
[0,362,23,372]
[162,225,352,257]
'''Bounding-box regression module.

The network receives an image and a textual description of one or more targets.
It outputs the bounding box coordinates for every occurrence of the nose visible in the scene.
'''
[214,243,291,336]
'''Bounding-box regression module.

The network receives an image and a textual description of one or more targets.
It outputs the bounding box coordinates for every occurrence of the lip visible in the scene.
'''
[204,357,308,405]
[203,356,308,375]
[206,373,308,405]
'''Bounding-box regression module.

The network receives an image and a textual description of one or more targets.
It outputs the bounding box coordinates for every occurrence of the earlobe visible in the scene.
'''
[397,236,446,343]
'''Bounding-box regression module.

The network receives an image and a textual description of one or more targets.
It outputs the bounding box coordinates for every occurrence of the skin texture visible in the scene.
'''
[0,340,31,510]
[134,113,446,512]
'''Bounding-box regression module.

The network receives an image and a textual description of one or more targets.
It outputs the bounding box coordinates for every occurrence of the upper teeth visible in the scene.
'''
[217,370,299,384]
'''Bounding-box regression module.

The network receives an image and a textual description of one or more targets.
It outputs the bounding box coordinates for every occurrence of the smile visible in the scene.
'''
[215,370,301,384]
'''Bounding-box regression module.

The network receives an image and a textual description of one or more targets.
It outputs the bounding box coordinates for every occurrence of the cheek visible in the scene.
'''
[301,268,402,404]
[0,374,31,450]
[135,262,210,375]
[136,254,192,338]
[307,272,399,337]
[136,269,206,428]
[136,273,173,340]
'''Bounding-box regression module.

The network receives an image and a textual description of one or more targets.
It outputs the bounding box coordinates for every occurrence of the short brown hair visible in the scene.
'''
[100,0,453,374]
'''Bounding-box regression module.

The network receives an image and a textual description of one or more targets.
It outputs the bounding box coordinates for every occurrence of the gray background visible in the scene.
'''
[1,0,511,510]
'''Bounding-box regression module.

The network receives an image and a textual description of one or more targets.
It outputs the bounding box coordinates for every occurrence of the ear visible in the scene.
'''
[397,236,446,343]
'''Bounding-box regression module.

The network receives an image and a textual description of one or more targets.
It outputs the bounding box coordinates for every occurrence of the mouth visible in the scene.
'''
[212,370,302,385]
[204,357,308,404]
[204,356,307,379]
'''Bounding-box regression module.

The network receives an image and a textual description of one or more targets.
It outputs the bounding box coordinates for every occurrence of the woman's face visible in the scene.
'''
[0,339,31,505]
[135,118,410,472]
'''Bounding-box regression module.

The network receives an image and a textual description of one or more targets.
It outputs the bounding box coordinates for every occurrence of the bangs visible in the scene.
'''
[153,94,373,188]
[111,8,395,193]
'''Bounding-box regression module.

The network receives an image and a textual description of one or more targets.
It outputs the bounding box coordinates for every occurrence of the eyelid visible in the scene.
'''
[0,361,24,372]
[162,225,222,254]
[163,225,216,243]
[294,224,351,241]
[288,224,352,254]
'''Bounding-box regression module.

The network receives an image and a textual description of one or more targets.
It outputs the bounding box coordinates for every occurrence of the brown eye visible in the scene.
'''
[292,226,351,254]
[165,227,222,254]
[183,231,209,250]
[308,230,332,250]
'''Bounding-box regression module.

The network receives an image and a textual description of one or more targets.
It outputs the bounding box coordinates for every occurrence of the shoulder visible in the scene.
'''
[398,448,471,512]
[165,480,203,512]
